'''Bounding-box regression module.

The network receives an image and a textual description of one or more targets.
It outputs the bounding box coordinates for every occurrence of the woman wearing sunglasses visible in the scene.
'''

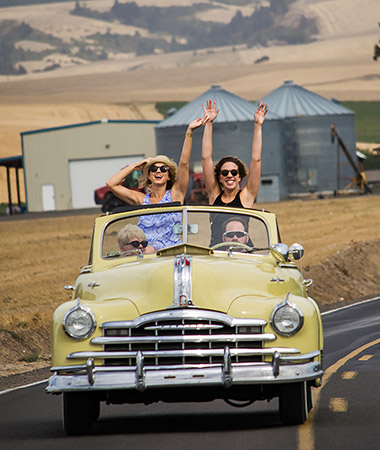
[201,99,268,208]
[117,224,155,255]
[106,117,203,207]
[201,99,267,246]
[107,116,203,250]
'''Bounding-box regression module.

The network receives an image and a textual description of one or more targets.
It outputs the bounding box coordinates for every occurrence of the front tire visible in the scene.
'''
[279,382,308,425]
[63,392,100,436]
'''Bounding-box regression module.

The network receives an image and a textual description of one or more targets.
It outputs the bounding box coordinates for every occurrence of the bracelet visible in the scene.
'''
[185,131,193,138]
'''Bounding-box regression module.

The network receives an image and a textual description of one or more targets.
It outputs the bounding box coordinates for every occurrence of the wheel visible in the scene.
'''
[279,382,308,425]
[63,392,100,436]
[211,242,252,251]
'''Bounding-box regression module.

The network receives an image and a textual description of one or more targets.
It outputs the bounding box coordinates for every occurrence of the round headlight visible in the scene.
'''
[270,297,303,336]
[63,303,96,340]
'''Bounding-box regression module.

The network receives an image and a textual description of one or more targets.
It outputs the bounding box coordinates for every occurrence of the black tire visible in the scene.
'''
[306,382,313,412]
[63,392,100,436]
[279,382,308,425]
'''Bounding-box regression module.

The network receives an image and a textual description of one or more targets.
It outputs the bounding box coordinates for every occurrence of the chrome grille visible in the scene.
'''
[92,310,275,367]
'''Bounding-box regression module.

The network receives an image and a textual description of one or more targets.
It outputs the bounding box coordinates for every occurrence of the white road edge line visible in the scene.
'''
[0,378,48,396]
[321,295,380,316]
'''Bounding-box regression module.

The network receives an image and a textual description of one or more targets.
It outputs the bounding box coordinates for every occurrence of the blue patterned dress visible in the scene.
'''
[138,190,182,250]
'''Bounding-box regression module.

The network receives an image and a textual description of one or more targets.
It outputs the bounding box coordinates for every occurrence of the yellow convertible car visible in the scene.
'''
[46,203,323,435]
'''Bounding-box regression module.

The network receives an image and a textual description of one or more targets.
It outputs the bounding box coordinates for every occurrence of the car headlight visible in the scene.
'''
[63,302,97,340]
[270,295,304,336]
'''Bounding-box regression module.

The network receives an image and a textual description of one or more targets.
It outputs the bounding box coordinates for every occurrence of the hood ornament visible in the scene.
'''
[168,254,196,308]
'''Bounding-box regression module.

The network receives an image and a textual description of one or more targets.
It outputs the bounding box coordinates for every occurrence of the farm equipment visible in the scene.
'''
[331,124,372,194]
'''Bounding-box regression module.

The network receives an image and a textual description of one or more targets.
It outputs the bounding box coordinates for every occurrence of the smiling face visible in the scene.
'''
[148,163,170,187]
[219,162,241,191]
[222,220,249,244]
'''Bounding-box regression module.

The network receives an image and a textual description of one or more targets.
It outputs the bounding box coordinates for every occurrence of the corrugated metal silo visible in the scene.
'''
[262,80,356,196]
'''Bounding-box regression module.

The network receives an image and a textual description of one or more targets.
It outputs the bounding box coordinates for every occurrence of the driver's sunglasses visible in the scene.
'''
[223,231,247,239]
[126,240,148,248]
[150,165,169,173]
[221,169,239,177]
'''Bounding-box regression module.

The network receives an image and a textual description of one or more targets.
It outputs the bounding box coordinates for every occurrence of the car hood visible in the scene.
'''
[77,252,305,316]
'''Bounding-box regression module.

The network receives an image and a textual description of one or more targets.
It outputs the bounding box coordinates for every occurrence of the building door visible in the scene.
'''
[42,184,56,211]
[69,156,143,209]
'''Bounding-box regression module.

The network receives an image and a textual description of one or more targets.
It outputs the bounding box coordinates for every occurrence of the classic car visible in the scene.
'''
[46,203,324,435]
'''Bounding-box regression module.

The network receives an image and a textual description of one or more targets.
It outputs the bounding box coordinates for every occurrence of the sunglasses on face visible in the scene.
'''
[223,231,247,239]
[125,240,148,248]
[221,169,239,177]
[150,165,169,173]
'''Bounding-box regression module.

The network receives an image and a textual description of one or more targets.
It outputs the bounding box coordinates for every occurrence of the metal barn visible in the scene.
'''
[21,119,158,212]
[155,85,283,202]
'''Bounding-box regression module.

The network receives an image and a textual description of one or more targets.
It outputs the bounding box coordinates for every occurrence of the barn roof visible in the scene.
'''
[261,80,354,118]
[156,85,280,128]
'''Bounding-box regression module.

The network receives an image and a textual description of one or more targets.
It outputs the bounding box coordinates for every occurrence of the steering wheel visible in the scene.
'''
[211,242,252,251]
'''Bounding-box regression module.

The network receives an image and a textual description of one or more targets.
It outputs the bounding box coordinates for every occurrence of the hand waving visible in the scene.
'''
[202,100,220,124]
[254,101,268,125]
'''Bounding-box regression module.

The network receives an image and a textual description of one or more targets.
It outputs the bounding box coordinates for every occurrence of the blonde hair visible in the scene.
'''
[117,224,146,249]
[143,155,178,189]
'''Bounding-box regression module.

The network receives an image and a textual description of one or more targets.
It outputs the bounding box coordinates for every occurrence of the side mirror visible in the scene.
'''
[289,243,304,260]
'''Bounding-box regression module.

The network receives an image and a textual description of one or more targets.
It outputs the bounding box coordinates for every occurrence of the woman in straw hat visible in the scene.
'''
[106,118,203,206]
[106,116,203,250]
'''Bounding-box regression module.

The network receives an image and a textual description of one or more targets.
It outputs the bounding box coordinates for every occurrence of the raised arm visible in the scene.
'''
[241,101,268,207]
[171,117,203,202]
[106,159,149,205]
[201,100,220,204]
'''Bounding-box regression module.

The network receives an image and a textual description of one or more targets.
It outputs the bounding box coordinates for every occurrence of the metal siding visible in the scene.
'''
[23,122,157,211]
[290,115,356,194]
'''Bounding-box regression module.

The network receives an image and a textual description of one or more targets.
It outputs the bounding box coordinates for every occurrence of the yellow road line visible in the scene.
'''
[329,397,348,412]
[358,354,373,361]
[341,371,357,380]
[298,337,380,450]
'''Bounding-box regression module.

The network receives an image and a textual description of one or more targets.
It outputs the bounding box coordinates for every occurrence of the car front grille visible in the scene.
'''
[91,310,275,368]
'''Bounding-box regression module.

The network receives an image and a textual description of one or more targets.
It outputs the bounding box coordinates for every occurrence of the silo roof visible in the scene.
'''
[156,85,280,128]
[261,80,354,118]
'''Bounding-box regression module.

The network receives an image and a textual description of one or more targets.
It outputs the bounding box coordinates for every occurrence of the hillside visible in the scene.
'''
[0,0,379,204]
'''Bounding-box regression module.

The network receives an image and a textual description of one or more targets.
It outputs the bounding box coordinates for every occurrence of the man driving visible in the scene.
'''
[222,217,251,246]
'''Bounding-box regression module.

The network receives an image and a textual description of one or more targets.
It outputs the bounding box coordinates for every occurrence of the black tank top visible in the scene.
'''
[212,191,244,208]
[210,191,247,246]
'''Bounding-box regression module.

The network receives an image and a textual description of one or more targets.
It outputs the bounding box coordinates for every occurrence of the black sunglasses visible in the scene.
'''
[221,169,239,177]
[150,165,169,173]
[223,231,247,239]
[125,240,148,248]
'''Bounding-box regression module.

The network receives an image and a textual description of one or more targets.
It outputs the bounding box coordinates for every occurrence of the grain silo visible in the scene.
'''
[155,85,283,202]
[261,80,357,196]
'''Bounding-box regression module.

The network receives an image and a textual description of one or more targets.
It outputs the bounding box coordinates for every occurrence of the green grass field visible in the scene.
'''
[340,101,380,143]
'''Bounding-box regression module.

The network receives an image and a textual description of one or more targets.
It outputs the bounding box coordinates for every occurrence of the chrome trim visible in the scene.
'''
[91,333,276,345]
[272,351,280,377]
[136,351,145,392]
[86,358,95,385]
[144,323,224,331]
[46,359,323,393]
[66,347,300,360]
[169,254,193,308]
[101,310,267,329]
[223,346,232,388]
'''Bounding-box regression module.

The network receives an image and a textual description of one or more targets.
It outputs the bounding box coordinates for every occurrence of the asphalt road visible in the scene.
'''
[1,297,380,450]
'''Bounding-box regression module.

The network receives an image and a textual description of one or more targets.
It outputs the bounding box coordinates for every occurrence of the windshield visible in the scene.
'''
[102,209,270,258]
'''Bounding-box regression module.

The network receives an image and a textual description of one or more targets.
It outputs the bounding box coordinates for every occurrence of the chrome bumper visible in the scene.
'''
[46,350,322,393]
